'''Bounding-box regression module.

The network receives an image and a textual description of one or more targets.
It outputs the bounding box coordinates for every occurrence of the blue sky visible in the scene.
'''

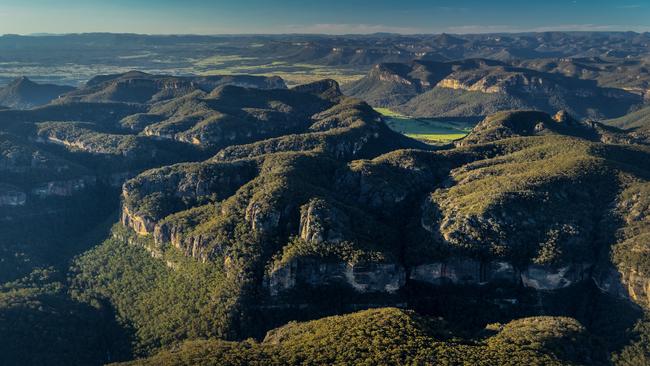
[0,0,648,35]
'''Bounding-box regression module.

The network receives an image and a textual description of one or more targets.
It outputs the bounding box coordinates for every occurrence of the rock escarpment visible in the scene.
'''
[120,82,427,293]
[609,182,650,307]
[268,259,406,296]
[118,102,650,315]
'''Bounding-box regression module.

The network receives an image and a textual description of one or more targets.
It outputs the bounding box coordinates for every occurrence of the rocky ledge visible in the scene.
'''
[268,256,597,296]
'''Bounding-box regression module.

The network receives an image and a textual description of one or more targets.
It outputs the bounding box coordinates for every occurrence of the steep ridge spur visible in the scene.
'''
[0,77,75,109]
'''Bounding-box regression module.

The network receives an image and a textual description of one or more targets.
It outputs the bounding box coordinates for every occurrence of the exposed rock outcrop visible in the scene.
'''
[153,222,212,261]
[121,204,155,236]
[268,258,405,296]
[0,184,26,206]
[410,259,592,290]
[31,176,96,197]
[521,263,592,290]
[410,259,517,285]
[245,200,282,234]
[299,198,348,244]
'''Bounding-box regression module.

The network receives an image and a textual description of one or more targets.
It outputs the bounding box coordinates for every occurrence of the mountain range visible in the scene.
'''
[345,59,644,120]
[1,31,650,366]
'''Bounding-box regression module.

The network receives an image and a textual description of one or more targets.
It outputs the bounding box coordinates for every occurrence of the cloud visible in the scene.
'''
[616,4,644,9]
[445,25,521,34]
[435,7,470,12]
[282,23,425,35]
[446,24,650,34]
[283,22,650,36]
[530,24,650,32]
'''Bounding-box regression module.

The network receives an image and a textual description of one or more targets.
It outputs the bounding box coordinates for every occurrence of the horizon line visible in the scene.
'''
[1,29,649,37]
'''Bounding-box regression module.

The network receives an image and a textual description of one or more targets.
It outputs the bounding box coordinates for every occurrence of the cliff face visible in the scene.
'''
[31,176,96,197]
[267,259,406,296]
[153,220,213,261]
[268,257,594,295]
[412,260,594,290]
[608,182,650,307]
[298,198,348,245]
[121,159,259,240]
[607,268,650,306]
[0,129,103,218]
[594,260,650,309]
[436,70,597,96]
[121,204,155,236]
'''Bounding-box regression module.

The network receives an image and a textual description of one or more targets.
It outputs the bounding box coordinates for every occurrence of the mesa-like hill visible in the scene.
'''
[456,110,640,146]
[513,57,650,97]
[345,59,643,120]
[0,77,75,109]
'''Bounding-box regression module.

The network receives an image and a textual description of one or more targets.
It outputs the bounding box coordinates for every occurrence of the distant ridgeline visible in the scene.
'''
[1,69,650,365]
[2,32,650,86]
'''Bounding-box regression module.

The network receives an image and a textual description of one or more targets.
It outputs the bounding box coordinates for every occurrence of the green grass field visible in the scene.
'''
[194,55,258,67]
[375,108,474,144]
[194,55,365,87]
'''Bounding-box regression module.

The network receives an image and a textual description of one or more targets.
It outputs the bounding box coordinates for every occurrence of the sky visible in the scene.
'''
[0,0,648,35]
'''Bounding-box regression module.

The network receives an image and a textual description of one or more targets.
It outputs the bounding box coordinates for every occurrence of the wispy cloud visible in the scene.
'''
[530,24,650,32]
[446,23,650,34]
[282,23,425,35]
[446,25,521,34]
[435,6,470,12]
[616,4,644,9]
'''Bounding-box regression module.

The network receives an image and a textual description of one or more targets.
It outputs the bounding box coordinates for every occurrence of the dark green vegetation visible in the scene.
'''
[345,59,643,120]
[70,225,228,355]
[115,308,604,366]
